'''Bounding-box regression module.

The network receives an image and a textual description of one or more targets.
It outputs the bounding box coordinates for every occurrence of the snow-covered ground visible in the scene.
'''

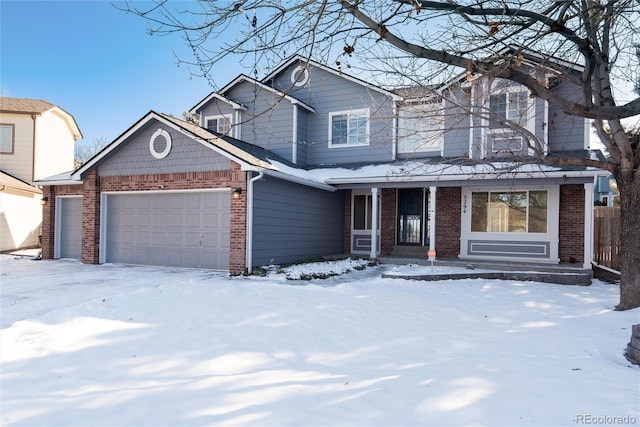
[1,255,638,427]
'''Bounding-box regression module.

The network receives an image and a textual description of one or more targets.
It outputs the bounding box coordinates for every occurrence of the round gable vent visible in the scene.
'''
[290,65,310,87]
[149,128,172,159]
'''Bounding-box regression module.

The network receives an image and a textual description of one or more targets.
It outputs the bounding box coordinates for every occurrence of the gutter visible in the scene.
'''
[262,168,337,192]
[324,169,607,185]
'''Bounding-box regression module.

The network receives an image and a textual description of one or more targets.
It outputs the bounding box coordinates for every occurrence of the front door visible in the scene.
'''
[398,189,425,245]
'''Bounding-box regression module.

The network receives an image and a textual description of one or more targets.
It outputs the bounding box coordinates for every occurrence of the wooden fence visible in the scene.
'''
[593,207,621,271]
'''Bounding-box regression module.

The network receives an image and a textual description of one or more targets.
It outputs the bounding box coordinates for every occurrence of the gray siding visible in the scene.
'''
[442,91,471,157]
[267,62,396,166]
[547,78,586,152]
[252,176,345,266]
[99,121,230,176]
[226,80,295,161]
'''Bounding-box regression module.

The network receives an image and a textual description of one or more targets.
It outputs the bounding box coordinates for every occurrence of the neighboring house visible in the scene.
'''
[0,97,82,252]
[595,175,617,206]
[39,49,606,272]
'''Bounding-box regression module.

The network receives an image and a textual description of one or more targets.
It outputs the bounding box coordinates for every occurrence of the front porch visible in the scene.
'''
[377,255,593,285]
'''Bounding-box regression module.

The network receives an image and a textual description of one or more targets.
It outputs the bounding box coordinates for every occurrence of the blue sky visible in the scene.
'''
[1,1,238,147]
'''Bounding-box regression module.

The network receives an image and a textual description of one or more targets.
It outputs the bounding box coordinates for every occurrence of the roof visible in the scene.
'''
[189,92,247,115]
[72,111,277,180]
[0,97,56,114]
[0,97,83,140]
[266,155,607,188]
[41,111,334,192]
[0,170,42,195]
[222,75,316,112]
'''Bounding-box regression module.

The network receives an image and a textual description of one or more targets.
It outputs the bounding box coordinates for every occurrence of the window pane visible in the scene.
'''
[218,117,231,134]
[528,190,548,233]
[398,104,443,152]
[354,195,366,230]
[349,114,367,145]
[471,192,488,232]
[0,125,13,153]
[332,115,348,145]
[490,192,526,232]
[489,94,506,128]
[508,92,528,126]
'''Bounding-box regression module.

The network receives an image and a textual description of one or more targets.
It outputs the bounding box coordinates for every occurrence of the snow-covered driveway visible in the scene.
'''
[1,256,638,426]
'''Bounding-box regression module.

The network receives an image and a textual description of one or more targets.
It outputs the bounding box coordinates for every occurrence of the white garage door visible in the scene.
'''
[57,196,83,259]
[104,191,230,269]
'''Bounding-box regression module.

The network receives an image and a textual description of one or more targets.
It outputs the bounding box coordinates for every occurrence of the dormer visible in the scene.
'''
[189,92,246,140]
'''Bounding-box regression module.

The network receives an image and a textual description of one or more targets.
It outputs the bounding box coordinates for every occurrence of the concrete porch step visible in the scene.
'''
[390,245,430,258]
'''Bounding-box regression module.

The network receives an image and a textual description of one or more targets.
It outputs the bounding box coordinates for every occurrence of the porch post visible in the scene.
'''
[370,187,379,259]
[583,181,595,269]
[429,186,437,253]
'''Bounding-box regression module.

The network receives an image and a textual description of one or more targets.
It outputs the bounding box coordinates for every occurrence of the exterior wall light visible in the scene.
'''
[41,196,48,205]
[233,188,243,199]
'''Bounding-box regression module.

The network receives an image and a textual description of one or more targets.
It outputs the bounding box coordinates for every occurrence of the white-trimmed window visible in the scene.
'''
[470,190,548,233]
[329,108,369,147]
[0,124,14,154]
[205,114,232,135]
[489,90,528,128]
[398,100,444,153]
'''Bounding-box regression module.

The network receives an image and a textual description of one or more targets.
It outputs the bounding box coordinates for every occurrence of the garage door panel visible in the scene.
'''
[106,192,229,269]
[58,197,82,259]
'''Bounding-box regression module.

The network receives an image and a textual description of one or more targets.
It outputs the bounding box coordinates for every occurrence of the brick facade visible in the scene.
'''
[41,184,83,259]
[41,163,248,274]
[380,188,396,256]
[435,187,462,258]
[558,184,585,264]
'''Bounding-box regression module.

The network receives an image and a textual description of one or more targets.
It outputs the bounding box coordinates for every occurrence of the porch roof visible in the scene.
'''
[267,157,609,188]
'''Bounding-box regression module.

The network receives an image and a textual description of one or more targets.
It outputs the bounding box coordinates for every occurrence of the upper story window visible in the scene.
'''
[0,124,14,154]
[329,108,369,147]
[205,115,232,135]
[471,190,547,233]
[398,100,444,153]
[489,90,528,128]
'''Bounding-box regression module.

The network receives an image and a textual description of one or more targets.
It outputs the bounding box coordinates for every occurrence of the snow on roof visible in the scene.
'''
[268,159,603,186]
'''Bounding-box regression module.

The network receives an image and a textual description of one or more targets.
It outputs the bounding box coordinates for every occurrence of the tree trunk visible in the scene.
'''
[615,171,640,311]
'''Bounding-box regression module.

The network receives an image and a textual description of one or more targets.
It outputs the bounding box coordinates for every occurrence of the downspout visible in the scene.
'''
[292,104,298,164]
[583,178,595,270]
[31,114,37,182]
[392,102,398,161]
[245,169,264,274]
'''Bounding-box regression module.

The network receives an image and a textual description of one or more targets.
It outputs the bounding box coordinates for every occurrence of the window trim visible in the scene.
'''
[489,88,529,130]
[204,114,233,136]
[328,108,370,148]
[397,100,444,153]
[0,123,15,154]
[462,186,558,238]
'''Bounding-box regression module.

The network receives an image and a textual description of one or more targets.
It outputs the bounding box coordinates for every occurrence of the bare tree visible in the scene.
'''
[121,0,640,310]
[75,137,109,167]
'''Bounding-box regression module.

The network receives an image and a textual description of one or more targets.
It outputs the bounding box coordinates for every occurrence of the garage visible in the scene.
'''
[56,196,83,259]
[103,191,230,270]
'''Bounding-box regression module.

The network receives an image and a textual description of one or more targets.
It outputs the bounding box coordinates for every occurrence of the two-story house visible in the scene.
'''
[0,97,82,252]
[39,49,605,273]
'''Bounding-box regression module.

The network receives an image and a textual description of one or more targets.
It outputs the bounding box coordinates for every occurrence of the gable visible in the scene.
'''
[98,120,230,177]
[263,56,400,103]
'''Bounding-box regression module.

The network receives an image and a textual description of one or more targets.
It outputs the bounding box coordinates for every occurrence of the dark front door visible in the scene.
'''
[398,189,424,245]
